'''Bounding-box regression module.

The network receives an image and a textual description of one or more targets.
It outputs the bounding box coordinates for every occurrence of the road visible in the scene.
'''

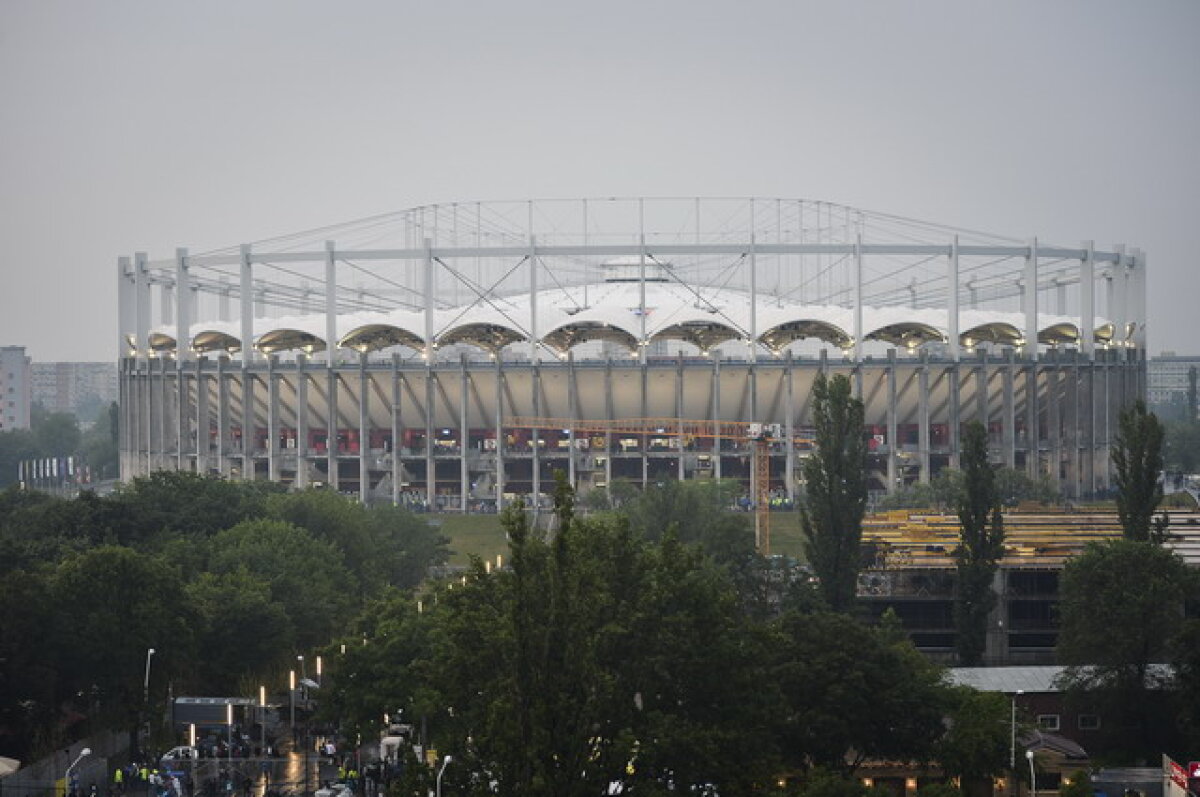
[164,750,339,797]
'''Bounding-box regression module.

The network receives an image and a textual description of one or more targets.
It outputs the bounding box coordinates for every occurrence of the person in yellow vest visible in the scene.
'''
[113,768,124,795]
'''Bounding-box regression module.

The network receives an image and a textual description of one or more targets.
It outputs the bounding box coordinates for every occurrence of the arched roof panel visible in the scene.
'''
[760,319,852,351]
[438,322,526,353]
[650,319,742,352]
[193,330,242,353]
[339,324,424,353]
[256,329,327,354]
[543,321,640,354]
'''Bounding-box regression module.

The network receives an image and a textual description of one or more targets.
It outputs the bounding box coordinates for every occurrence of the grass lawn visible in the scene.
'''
[434,508,808,566]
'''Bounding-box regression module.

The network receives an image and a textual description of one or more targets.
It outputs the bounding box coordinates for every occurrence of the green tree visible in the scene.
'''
[773,610,948,773]
[1056,539,1191,761]
[50,545,196,751]
[1164,418,1200,475]
[208,518,356,651]
[31,407,81,456]
[185,570,296,693]
[800,373,868,612]
[935,686,1010,793]
[114,470,279,544]
[0,567,60,760]
[1111,400,1166,542]
[954,421,1005,666]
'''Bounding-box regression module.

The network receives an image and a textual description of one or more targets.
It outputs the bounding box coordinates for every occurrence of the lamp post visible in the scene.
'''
[1025,750,1036,797]
[289,670,296,742]
[1010,689,1023,797]
[436,755,453,797]
[259,685,267,757]
[227,702,234,770]
[65,748,91,797]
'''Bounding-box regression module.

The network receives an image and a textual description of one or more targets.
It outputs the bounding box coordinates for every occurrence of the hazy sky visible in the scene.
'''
[2,1,1198,362]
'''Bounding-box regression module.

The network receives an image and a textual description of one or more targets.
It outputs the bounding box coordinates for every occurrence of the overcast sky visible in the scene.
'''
[2,0,1197,362]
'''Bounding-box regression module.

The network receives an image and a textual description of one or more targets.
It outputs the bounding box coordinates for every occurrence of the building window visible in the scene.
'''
[1037,714,1060,731]
[1077,714,1100,730]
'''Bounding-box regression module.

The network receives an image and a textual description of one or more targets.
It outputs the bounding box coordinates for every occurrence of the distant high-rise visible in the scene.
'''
[0,346,33,431]
[31,362,119,421]
[1148,351,1200,418]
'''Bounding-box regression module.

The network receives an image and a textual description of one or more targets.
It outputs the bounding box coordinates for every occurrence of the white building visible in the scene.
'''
[1147,351,1200,414]
[0,346,33,431]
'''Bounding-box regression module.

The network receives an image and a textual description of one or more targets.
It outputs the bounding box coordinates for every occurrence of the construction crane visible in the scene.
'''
[506,416,785,554]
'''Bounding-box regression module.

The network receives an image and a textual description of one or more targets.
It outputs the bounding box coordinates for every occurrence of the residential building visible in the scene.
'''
[0,346,32,431]
[31,361,119,421]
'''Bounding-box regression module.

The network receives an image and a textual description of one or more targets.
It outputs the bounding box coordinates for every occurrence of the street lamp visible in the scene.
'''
[289,670,296,741]
[259,685,267,757]
[1025,750,1036,797]
[315,655,322,687]
[436,755,453,797]
[1010,689,1023,797]
[227,702,234,769]
[65,748,91,797]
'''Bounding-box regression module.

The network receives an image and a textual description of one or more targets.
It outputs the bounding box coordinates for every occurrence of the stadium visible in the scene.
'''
[117,197,1146,521]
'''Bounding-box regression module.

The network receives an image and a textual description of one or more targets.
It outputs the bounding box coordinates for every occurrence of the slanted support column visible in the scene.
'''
[460,355,470,512]
[326,367,339,491]
[495,356,506,512]
[176,359,189,471]
[391,354,401,507]
[217,356,230,477]
[1047,354,1062,493]
[425,365,436,512]
[296,356,309,490]
[359,352,370,505]
[976,349,988,426]
[241,366,254,481]
[1025,358,1040,481]
[1002,349,1016,469]
[676,355,686,481]
[918,351,931,484]
[532,362,542,506]
[195,357,208,474]
[886,350,898,494]
[785,351,796,503]
[267,355,280,482]
[568,352,579,490]
[712,356,722,483]
[948,361,961,471]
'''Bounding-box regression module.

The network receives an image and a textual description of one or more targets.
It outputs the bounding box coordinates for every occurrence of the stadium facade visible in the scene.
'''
[116,198,1146,511]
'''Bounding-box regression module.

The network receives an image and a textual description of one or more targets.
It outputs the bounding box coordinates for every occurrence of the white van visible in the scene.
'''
[160,746,198,764]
